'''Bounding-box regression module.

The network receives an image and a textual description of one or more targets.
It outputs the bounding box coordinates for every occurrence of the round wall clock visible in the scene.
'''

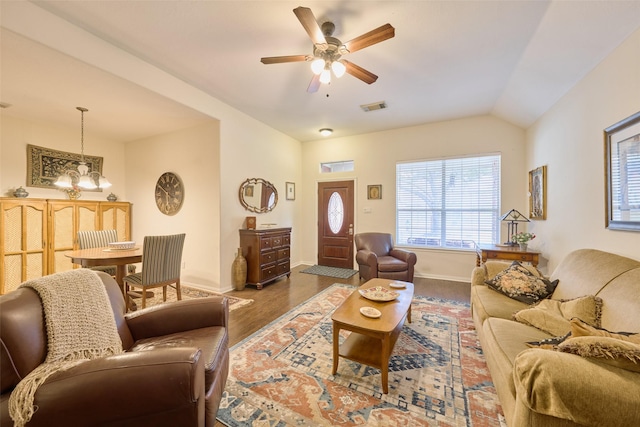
[155,172,184,216]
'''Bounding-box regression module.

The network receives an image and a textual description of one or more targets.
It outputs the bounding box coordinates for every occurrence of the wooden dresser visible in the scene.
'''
[239,227,291,289]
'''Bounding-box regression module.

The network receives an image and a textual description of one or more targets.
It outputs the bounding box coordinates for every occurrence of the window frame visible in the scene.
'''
[396,153,501,250]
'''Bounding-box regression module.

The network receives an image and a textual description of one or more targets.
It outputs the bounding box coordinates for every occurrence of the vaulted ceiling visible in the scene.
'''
[2,1,639,142]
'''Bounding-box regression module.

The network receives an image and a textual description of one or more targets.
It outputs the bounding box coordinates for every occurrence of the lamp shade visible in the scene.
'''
[54,175,73,188]
[310,58,325,75]
[331,60,346,78]
[500,209,529,222]
[319,68,331,84]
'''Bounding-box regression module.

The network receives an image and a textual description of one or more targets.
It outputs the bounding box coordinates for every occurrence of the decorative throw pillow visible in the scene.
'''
[513,295,602,336]
[558,336,640,373]
[526,331,572,349]
[485,261,559,304]
[569,318,640,344]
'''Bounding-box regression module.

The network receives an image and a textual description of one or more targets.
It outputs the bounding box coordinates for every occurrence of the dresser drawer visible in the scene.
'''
[277,247,290,260]
[260,250,276,265]
[261,264,277,281]
[271,235,283,248]
[260,237,272,250]
[277,260,290,276]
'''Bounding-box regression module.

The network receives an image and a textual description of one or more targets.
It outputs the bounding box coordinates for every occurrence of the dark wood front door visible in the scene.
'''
[317,180,355,268]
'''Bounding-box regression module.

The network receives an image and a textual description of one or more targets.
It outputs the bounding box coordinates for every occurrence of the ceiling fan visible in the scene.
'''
[260,7,395,93]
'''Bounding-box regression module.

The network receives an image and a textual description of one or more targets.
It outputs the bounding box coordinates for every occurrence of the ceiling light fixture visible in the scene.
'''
[319,128,333,137]
[307,22,350,86]
[55,107,111,190]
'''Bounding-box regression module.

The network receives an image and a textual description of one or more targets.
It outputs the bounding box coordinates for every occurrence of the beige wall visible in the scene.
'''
[525,28,640,272]
[125,121,221,289]
[218,112,302,292]
[1,115,126,201]
[301,115,527,281]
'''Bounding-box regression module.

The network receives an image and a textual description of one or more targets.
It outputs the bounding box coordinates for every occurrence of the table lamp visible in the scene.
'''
[500,209,530,245]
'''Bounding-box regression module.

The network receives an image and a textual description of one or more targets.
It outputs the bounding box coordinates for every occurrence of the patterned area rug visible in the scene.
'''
[135,285,253,312]
[217,283,504,426]
[300,265,359,279]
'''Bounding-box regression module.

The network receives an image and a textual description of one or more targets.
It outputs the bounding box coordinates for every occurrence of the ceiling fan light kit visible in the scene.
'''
[261,7,395,93]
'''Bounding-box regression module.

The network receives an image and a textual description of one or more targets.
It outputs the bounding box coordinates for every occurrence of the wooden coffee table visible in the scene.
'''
[331,278,414,393]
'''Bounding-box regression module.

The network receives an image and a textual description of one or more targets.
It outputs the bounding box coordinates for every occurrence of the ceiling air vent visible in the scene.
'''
[360,101,387,112]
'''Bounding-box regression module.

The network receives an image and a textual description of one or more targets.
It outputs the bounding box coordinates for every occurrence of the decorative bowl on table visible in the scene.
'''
[108,241,135,250]
[359,286,400,302]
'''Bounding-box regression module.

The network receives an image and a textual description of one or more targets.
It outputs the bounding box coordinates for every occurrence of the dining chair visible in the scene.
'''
[77,229,136,276]
[123,233,186,310]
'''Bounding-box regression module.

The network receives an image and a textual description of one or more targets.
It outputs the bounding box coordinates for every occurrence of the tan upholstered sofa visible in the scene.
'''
[470,249,640,427]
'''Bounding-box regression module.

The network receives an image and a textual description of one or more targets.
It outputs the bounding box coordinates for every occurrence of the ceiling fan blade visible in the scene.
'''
[343,23,395,54]
[343,60,378,84]
[307,74,321,93]
[293,7,326,47]
[261,55,310,65]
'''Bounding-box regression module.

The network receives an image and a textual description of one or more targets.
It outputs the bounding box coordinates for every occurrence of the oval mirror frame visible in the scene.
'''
[239,178,278,213]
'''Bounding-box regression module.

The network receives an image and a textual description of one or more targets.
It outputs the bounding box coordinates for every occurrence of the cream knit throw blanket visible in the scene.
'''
[9,269,123,427]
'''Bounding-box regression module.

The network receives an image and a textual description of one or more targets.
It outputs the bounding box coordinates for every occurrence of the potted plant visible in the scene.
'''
[512,232,535,251]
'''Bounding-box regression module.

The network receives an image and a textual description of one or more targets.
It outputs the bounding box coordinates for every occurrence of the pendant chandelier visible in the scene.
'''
[55,107,111,190]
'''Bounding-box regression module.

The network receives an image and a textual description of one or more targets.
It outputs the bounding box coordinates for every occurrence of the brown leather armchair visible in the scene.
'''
[355,232,417,282]
[0,272,228,427]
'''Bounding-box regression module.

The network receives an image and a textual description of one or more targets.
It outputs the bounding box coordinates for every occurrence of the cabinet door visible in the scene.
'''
[48,201,99,273]
[99,202,131,241]
[0,199,48,294]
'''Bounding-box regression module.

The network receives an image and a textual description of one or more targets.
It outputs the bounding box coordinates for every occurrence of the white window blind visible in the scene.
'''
[396,154,501,249]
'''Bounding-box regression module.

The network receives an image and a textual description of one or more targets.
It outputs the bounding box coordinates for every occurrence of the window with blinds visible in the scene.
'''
[396,154,501,249]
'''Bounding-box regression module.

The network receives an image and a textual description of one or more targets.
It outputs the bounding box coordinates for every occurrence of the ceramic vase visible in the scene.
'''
[13,186,28,198]
[232,248,247,290]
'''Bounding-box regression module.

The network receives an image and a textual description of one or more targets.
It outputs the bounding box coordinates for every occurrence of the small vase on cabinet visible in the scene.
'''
[232,248,247,290]
[519,243,527,251]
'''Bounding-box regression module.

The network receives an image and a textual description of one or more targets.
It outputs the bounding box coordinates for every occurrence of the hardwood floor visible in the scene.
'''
[215,266,471,426]
[224,264,471,347]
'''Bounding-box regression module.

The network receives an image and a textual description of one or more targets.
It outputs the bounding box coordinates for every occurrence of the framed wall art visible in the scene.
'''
[26,144,104,191]
[286,182,295,200]
[367,185,382,200]
[528,165,547,220]
[604,111,640,231]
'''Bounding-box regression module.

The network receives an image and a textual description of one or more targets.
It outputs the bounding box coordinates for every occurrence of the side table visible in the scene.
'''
[475,243,539,267]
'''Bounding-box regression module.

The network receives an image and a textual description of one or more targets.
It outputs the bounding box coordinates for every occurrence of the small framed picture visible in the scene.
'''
[244,185,254,197]
[368,185,382,200]
[528,166,546,220]
[286,182,295,200]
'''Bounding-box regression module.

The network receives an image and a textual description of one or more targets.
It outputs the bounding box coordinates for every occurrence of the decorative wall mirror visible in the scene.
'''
[239,178,278,213]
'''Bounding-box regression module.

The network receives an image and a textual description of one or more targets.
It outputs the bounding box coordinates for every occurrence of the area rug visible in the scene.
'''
[300,265,359,279]
[217,283,504,426]
[139,285,253,312]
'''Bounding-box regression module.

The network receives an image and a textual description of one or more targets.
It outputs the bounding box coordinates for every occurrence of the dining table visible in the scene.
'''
[64,246,142,296]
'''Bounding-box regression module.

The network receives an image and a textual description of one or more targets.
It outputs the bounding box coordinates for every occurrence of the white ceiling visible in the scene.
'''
[2,1,640,143]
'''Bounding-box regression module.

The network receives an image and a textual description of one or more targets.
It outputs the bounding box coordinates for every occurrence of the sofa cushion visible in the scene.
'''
[549,249,640,300]
[376,256,408,272]
[471,285,528,326]
[596,268,640,332]
[513,295,602,336]
[558,336,640,373]
[480,318,551,423]
[130,326,228,390]
[485,261,558,304]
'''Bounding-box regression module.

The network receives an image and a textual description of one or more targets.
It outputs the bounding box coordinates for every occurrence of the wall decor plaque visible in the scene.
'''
[26,144,104,191]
